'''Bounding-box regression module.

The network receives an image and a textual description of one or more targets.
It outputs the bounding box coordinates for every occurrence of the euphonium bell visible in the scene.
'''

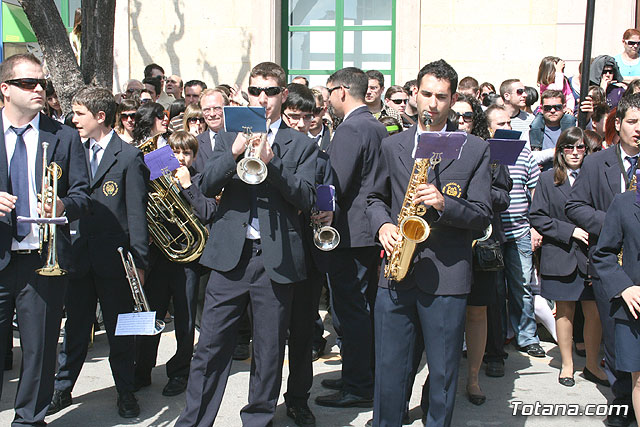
[237,120,270,185]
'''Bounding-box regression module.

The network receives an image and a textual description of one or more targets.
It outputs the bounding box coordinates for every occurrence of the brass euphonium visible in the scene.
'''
[384,111,438,282]
[137,135,209,263]
[117,247,165,334]
[310,208,340,251]
[37,141,66,276]
[237,119,271,185]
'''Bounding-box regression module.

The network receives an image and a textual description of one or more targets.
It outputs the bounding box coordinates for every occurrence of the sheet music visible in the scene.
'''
[115,312,160,336]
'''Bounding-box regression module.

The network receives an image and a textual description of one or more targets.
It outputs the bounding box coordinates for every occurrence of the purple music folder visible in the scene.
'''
[224,106,267,133]
[144,145,180,181]
[414,132,466,160]
[493,129,522,140]
[488,139,527,166]
[316,184,336,211]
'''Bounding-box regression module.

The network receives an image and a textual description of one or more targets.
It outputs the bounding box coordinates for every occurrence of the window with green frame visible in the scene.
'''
[282,0,396,88]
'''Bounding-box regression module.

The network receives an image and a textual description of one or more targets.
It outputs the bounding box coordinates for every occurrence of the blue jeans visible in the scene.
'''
[503,230,539,347]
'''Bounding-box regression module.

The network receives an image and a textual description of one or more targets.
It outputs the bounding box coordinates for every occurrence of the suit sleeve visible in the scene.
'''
[530,176,575,245]
[126,151,150,270]
[366,139,394,236]
[592,195,634,300]
[180,175,217,225]
[436,142,492,231]
[491,164,512,214]
[565,155,607,235]
[329,124,372,201]
[60,130,90,222]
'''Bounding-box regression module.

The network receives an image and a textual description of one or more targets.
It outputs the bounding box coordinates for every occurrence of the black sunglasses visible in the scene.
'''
[121,113,136,120]
[248,86,283,96]
[5,78,47,90]
[625,40,640,47]
[481,91,495,99]
[188,117,205,124]
[562,144,586,154]
[542,104,563,112]
[513,88,525,95]
[390,98,408,105]
[602,69,615,75]
[454,111,474,121]
[327,85,350,95]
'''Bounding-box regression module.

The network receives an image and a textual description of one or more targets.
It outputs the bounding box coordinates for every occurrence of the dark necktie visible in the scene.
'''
[90,143,102,178]
[9,125,32,240]
[569,170,578,186]
[626,155,638,181]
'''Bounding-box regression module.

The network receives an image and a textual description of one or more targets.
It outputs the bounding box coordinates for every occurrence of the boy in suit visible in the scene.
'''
[48,87,149,418]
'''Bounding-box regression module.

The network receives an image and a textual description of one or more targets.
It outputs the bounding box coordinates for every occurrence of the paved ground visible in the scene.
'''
[0,312,625,427]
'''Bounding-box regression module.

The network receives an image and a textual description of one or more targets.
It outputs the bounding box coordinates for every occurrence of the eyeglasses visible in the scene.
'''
[121,113,136,120]
[248,86,283,96]
[513,88,525,95]
[4,78,47,90]
[202,106,223,114]
[390,98,408,105]
[542,104,563,112]
[156,112,168,120]
[562,144,586,154]
[188,117,205,124]
[327,85,350,95]
[602,69,615,75]
[283,111,313,123]
[481,91,495,99]
[625,40,640,47]
[454,111,474,122]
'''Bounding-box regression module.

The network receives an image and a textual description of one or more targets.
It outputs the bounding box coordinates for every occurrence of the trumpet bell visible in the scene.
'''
[314,226,340,251]
[35,264,67,276]
[237,157,267,185]
[399,216,430,243]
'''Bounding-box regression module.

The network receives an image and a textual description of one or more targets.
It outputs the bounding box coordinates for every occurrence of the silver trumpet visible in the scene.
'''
[117,247,165,334]
[311,209,340,251]
[237,119,271,185]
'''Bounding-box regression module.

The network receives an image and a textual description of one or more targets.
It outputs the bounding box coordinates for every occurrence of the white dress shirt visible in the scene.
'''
[4,110,41,250]
[88,130,115,172]
[619,145,639,193]
[209,131,217,151]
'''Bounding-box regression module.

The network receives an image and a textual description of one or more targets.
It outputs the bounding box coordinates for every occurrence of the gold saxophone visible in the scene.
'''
[384,112,440,282]
[137,135,209,263]
[618,174,638,266]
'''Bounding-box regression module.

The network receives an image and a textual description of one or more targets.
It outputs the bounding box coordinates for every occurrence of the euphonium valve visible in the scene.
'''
[237,120,270,185]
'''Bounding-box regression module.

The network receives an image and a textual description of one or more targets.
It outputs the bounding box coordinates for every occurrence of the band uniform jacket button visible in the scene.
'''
[242,223,248,228]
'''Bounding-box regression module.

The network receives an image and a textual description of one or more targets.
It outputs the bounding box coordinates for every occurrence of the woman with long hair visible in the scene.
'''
[182,104,206,137]
[115,99,139,143]
[530,127,608,388]
[132,102,169,146]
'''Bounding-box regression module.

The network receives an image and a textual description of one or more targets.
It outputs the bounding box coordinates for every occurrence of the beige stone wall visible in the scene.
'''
[114,0,636,93]
[396,0,636,89]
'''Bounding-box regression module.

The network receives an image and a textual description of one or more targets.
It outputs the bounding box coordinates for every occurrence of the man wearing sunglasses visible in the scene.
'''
[0,53,90,426]
[500,79,534,139]
[529,90,577,171]
[615,28,640,84]
[176,62,317,427]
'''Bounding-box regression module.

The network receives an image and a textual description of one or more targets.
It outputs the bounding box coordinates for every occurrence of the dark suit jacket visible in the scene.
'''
[179,170,217,227]
[71,132,150,278]
[0,113,90,272]
[198,123,317,284]
[482,164,512,244]
[193,129,215,174]
[530,170,587,277]
[366,125,492,295]
[565,145,622,276]
[328,105,388,248]
[592,191,640,320]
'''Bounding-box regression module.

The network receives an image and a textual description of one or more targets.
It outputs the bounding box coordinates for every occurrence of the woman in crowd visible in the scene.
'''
[115,99,139,143]
[46,82,64,123]
[132,102,169,146]
[530,127,608,388]
[383,85,409,115]
[614,28,640,83]
[182,104,206,137]
[537,56,575,113]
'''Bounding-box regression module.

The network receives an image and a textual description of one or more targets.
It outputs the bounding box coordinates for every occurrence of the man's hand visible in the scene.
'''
[0,192,16,217]
[229,84,248,106]
[38,194,65,218]
[312,210,334,226]
[531,227,543,250]
[232,133,250,159]
[413,183,445,212]
[378,223,400,256]
[255,136,274,165]
[175,166,192,188]
[621,286,640,319]
[571,227,589,245]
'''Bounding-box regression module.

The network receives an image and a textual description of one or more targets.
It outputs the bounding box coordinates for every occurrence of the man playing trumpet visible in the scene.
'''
[0,53,90,426]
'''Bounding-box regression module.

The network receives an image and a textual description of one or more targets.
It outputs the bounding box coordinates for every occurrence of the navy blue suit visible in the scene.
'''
[324,105,387,399]
[366,124,492,427]
[565,144,631,406]
[54,132,149,397]
[193,130,215,174]
[0,112,90,426]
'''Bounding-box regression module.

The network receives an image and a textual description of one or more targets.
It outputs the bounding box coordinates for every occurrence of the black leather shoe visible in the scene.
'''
[47,390,72,415]
[517,343,546,358]
[133,377,151,392]
[117,392,140,418]
[582,367,610,387]
[558,376,575,387]
[606,413,632,427]
[485,361,505,377]
[232,343,250,360]
[162,376,188,396]
[315,390,373,408]
[286,402,316,426]
[311,344,326,362]
[320,378,343,390]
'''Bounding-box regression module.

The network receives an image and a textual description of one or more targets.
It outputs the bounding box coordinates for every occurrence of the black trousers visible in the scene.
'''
[54,269,135,394]
[0,252,66,426]
[135,256,200,381]
[485,269,508,363]
[176,239,294,427]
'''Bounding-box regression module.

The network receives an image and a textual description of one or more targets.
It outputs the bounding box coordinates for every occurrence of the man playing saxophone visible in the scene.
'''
[366,59,492,427]
[48,87,149,419]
